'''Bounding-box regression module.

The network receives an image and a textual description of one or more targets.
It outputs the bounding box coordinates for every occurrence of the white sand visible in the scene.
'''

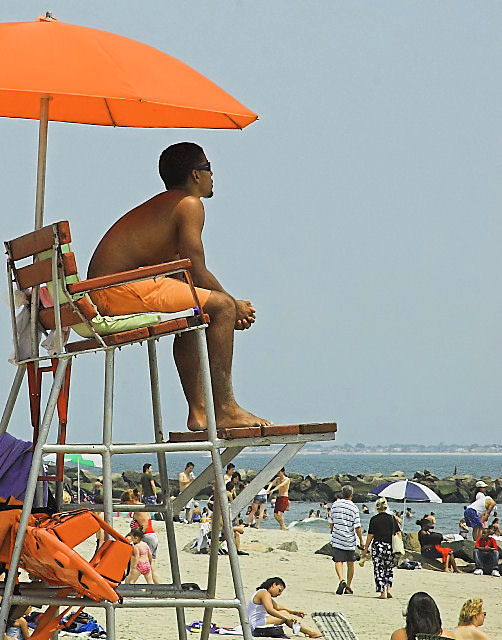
[78,516,502,640]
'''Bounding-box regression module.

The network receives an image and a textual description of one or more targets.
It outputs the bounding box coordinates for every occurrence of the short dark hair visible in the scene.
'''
[405,592,442,638]
[226,481,235,492]
[143,463,152,473]
[159,142,205,189]
[226,464,236,472]
[185,462,194,469]
[130,529,144,541]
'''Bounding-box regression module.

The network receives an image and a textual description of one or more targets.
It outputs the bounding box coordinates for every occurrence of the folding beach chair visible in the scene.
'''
[311,612,359,640]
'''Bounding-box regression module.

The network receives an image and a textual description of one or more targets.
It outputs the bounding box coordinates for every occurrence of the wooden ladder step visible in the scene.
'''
[168,422,337,442]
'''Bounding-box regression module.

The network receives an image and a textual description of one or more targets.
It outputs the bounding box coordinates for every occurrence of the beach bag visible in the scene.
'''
[392,533,405,555]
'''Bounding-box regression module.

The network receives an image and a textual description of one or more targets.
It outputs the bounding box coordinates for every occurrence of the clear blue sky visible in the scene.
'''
[1,1,501,445]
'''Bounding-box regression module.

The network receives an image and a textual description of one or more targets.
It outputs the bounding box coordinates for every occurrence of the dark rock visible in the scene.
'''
[277,541,298,552]
[122,470,142,487]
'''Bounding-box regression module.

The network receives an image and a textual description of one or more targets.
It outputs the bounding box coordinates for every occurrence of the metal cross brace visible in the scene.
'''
[230,442,304,518]
[171,446,244,513]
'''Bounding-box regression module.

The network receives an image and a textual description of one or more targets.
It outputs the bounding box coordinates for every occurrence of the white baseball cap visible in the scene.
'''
[476,480,488,488]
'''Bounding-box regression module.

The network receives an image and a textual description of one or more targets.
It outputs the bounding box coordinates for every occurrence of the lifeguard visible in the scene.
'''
[87,142,271,431]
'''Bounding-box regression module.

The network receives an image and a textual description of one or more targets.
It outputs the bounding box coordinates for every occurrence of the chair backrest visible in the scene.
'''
[6,221,170,360]
[5,222,100,360]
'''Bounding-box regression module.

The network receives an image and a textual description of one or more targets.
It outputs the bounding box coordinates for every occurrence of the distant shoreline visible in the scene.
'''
[319,451,502,456]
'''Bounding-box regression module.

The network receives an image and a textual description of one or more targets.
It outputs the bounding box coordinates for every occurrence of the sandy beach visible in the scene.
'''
[76,516,502,640]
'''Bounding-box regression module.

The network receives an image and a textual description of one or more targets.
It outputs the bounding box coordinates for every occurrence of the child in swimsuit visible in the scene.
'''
[126,530,154,584]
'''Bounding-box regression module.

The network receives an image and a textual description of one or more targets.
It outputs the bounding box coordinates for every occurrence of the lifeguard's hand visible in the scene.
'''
[235,300,256,330]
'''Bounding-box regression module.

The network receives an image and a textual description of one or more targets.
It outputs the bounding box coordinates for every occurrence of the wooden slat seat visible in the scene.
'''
[299,423,337,434]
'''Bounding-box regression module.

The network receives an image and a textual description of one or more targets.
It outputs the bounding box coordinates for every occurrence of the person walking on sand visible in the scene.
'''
[361,497,402,599]
[328,485,364,596]
[121,489,160,583]
[268,468,290,531]
[178,462,196,523]
[247,577,321,638]
[87,142,272,431]
[452,598,491,640]
[246,486,269,529]
[126,530,154,584]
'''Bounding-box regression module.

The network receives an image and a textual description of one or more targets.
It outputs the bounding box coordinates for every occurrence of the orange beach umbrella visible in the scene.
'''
[0,13,258,228]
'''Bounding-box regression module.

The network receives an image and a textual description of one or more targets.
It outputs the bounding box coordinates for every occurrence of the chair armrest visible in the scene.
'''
[67,259,192,295]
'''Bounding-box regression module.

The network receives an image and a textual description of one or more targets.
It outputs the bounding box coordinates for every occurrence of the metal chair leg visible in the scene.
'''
[194,328,252,640]
[147,340,187,640]
[102,349,115,640]
[0,358,68,637]
[0,364,26,434]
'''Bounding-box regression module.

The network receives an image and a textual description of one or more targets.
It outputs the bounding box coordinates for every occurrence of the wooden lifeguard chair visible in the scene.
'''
[0,221,337,640]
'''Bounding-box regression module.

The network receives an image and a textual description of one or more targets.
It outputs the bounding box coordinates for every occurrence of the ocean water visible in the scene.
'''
[111,451,500,534]
[113,450,502,479]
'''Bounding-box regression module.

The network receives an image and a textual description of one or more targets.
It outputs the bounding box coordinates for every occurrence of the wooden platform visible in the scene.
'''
[169,422,337,443]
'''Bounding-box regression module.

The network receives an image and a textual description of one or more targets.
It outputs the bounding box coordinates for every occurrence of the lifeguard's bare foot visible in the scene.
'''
[216,405,272,429]
[186,405,272,430]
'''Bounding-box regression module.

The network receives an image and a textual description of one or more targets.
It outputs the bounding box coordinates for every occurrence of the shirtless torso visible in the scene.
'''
[88,191,190,278]
[179,468,195,492]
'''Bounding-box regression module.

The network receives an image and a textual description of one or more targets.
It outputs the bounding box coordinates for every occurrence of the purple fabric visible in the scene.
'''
[0,432,33,500]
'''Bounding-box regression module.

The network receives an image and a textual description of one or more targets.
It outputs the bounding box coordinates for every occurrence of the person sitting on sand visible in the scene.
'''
[247,577,321,638]
[390,591,454,640]
[451,598,491,640]
[87,142,272,432]
[473,529,500,577]
[417,518,461,573]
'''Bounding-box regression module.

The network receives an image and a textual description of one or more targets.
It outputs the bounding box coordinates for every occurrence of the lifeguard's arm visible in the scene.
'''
[176,197,255,329]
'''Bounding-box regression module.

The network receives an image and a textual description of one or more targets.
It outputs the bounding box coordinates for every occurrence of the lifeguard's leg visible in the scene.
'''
[174,290,270,429]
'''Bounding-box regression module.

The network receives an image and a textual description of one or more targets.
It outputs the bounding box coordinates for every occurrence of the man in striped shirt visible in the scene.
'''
[329,485,364,595]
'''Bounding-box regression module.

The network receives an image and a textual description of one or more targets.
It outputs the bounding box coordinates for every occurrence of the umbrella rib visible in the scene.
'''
[224,113,243,130]
[104,98,117,127]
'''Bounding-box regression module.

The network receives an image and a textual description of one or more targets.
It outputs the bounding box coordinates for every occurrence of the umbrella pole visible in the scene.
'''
[30,96,50,362]
[35,95,50,230]
[77,458,81,504]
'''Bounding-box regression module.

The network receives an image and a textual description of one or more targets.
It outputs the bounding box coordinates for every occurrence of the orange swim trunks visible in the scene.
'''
[89,277,211,316]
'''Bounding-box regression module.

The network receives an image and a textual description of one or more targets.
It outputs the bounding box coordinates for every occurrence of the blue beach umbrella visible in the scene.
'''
[369,479,442,531]
[370,480,442,503]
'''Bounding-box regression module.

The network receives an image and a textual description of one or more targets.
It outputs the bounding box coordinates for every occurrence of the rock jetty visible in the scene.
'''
[56,466,502,504]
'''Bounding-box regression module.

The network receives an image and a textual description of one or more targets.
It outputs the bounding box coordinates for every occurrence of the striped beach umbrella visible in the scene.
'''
[369,479,442,532]
[370,479,442,503]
